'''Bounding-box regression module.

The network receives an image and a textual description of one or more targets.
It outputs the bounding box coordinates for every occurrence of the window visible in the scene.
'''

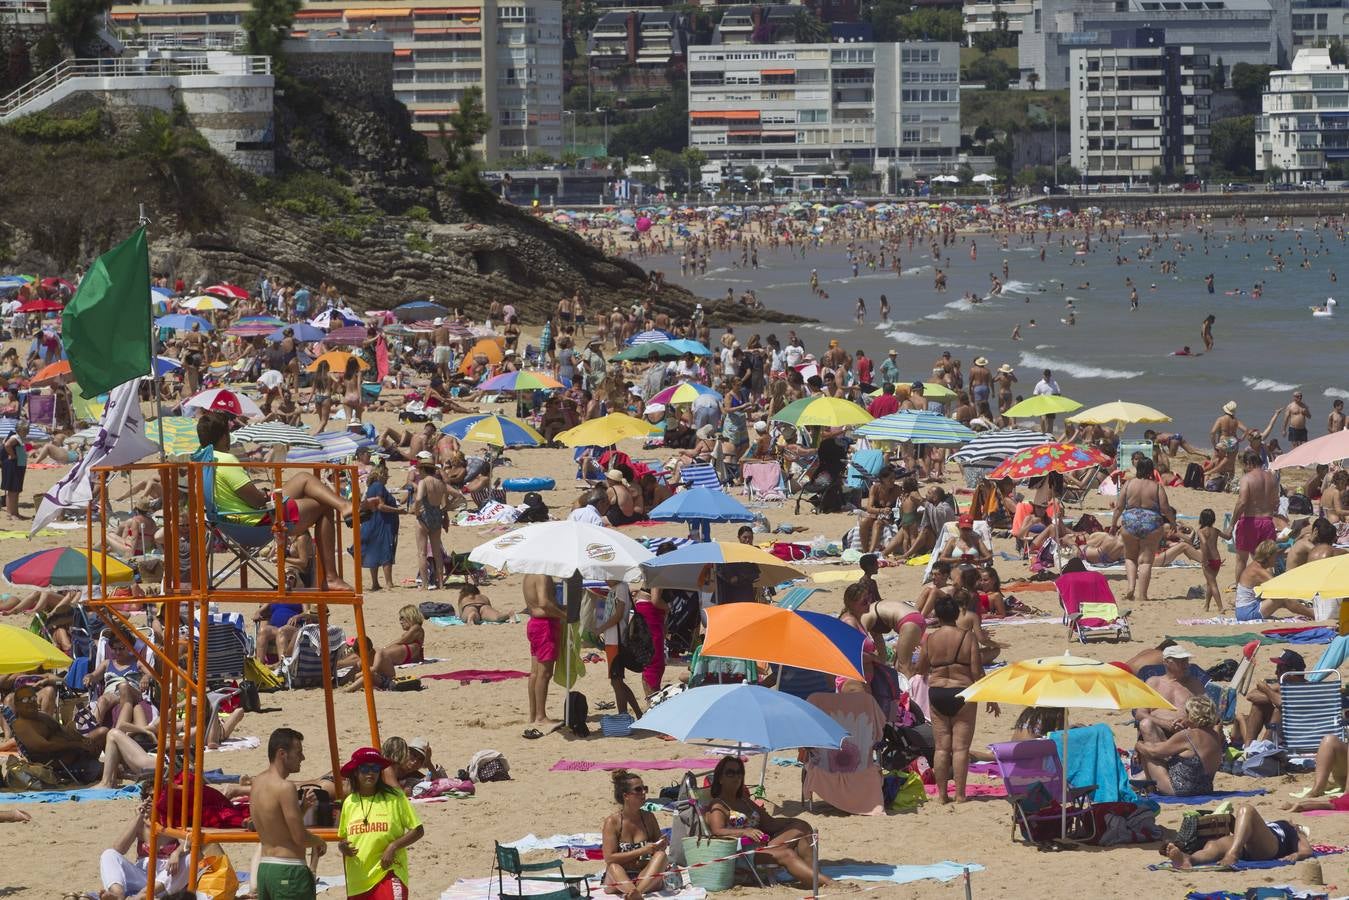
[901,47,939,63]
[798,109,828,123]
[830,48,874,64]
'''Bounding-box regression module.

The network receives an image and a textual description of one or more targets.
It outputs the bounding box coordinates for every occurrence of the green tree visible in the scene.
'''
[1149,164,1165,188]
[607,79,686,159]
[848,162,874,191]
[1056,163,1080,185]
[1210,115,1255,175]
[244,0,301,70]
[862,0,909,42]
[895,8,962,42]
[682,146,708,188]
[1026,71,1039,91]
[957,162,974,183]
[50,0,112,54]
[436,85,493,205]
[32,31,61,74]
[965,54,1012,90]
[790,8,828,42]
[740,164,762,187]
[1331,39,1348,67]
[6,38,32,92]
[1230,63,1274,107]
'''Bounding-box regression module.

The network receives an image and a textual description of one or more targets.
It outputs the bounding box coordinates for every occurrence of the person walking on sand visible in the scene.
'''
[523,573,564,736]
[411,452,450,590]
[251,728,327,900]
[1232,449,1279,584]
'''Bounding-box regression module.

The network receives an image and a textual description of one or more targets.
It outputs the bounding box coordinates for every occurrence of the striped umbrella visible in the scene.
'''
[287,429,373,463]
[145,416,200,455]
[627,329,675,345]
[323,325,369,345]
[440,413,544,447]
[771,396,873,429]
[179,295,228,311]
[477,370,564,392]
[4,547,133,586]
[226,322,275,338]
[232,422,322,449]
[649,382,721,406]
[855,410,974,445]
[0,421,49,441]
[951,429,1056,464]
[239,315,285,327]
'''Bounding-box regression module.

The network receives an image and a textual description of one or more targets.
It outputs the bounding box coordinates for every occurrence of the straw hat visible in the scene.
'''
[974,357,988,367]
[998,364,1014,374]
[605,469,626,483]
[1223,401,1238,415]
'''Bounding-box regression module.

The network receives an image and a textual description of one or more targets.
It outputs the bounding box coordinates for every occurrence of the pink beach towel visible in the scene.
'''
[425,669,528,684]
[550,758,722,772]
[923,782,1007,798]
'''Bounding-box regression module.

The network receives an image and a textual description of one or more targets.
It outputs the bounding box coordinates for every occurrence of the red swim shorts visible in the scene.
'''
[1234,516,1276,554]
[348,872,408,900]
[526,616,560,663]
[256,498,302,526]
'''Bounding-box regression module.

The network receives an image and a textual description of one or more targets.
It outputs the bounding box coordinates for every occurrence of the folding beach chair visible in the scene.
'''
[197,456,284,591]
[281,623,345,689]
[742,461,787,502]
[1055,571,1131,643]
[688,645,757,687]
[1205,641,1259,725]
[574,446,605,483]
[677,463,725,493]
[1278,669,1345,753]
[193,614,249,688]
[711,440,742,487]
[921,519,994,584]
[774,585,821,611]
[1060,466,1107,507]
[1116,440,1155,463]
[0,704,88,784]
[844,449,886,500]
[493,842,592,900]
[990,739,1098,845]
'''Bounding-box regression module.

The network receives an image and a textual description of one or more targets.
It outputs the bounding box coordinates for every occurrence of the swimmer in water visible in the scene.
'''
[1011,324,1022,341]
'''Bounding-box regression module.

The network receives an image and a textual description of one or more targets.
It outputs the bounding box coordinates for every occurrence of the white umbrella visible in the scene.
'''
[469,521,654,582]
[972,173,997,184]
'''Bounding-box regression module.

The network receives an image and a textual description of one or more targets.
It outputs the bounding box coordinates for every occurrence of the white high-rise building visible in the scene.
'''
[1258,48,1349,181]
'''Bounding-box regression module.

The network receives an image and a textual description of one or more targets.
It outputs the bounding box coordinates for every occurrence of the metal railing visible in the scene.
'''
[0,0,48,14]
[1,54,270,118]
[120,32,248,51]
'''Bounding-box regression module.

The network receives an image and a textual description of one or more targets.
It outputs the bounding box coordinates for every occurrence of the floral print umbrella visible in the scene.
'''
[987,442,1112,481]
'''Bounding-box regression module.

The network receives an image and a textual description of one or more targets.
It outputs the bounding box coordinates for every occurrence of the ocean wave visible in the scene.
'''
[1325,388,1349,400]
[945,298,975,311]
[1017,352,1142,380]
[1001,280,1040,295]
[802,324,850,333]
[886,330,943,347]
[1241,377,1298,393]
[902,266,929,275]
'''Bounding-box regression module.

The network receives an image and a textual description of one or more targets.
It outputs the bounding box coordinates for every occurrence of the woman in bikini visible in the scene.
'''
[975,565,1008,618]
[858,465,901,553]
[1112,457,1174,602]
[602,770,669,899]
[310,362,334,435]
[1134,695,1223,797]
[883,476,923,558]
[388,604,424,666]
[341,357,366,423]
[938,514,993,566]
[918,594,987,803]
[856,554,925,676]
[838,583,880,690]
[456,585,514,624]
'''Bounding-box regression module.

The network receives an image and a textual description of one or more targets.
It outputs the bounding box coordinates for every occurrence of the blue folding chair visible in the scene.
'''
[1279,670,1344,753]
[195,447,286,590]
[845,449,886,495]
[678,464,724,493]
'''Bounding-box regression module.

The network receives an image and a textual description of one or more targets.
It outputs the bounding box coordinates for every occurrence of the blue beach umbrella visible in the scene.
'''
[854,410,975,445]
[393,301,450,322]
[649,486,753,541]
[664,338,713,357]
[154,356,182,376]
[627,329,675,346]
[267,323,326,343]
[632,683,848,751]
[154,314,213,332]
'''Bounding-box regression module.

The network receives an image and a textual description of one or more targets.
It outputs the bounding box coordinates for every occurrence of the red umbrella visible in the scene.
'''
[323,325,369,345]
[40,277,75,293]
[18,298,63,313]
[988,442,1113,481]
[204,283,248,300]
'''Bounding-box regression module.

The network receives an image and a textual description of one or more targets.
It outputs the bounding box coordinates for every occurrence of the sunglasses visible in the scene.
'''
[356,763,383,774]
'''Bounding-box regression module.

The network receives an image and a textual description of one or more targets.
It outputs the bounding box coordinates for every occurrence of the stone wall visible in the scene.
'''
[282,39,395,100]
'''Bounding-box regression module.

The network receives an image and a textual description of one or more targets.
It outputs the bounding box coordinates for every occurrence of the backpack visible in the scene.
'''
[876,723,934,771]
[1287,493,1314,515]
[564,690,590,737]
[618,610,655,674]
[467,749,511,782]
[663,590,700,657]
[1183,462,1205,490]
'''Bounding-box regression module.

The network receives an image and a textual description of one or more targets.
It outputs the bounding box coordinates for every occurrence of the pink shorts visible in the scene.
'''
[527,617,560,663]
[1234,516,1276,554]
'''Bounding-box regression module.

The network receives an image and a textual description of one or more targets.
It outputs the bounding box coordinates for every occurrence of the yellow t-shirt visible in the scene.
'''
[338,788,422,895]
[211,450,264,524]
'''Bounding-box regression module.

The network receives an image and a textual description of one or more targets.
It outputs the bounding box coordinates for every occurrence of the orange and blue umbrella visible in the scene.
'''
[4,548,134,587]
[478,370,565,392]
[701,604,865,681]
[987,442,1112,481]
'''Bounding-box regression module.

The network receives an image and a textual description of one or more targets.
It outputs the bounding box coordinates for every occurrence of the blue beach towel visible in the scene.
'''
[821,862,985,884]
[1311,635,1349,681]
[1152,788,1267,805]
[3,785,139,804]
[1046,723,1144,805]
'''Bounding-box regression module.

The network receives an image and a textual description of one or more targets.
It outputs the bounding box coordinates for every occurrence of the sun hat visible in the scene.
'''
[1223,401,1238,415]
[1162,645,1192,660]
[416,450,434,463]
[753,420,768,433]
[887,349,897,356]
[408,737,431,759]
[605,469,626,483]
[340,746,392,777]
[974,357,989,367]
[998,364,1014,374]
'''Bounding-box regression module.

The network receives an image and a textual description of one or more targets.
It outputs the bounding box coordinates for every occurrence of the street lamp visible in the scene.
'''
[562,110,576,156]
[596,106,609,154]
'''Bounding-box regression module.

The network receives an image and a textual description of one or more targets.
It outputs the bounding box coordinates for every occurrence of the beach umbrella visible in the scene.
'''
[40,277,75,293]
[30,360,71,385]
[17,298,62,313]
[612,342,677,362]
[628,329,675,346]
[648,486,753,541]
[960,653,1174,839]
[237,315,286,328]
[477,370,564,392]
[150,285,174,298]
[179,295,229,312]
[640,540,803,590]
[772,396,873,429]
[148,416,202,455]
[1269,429,1349,471]
[1067,401,1171,426]
[4,547,133,586]
[266,323,326,343]
[309,307,362,329]
[649,382,721,406]
[972,173,997,183]
[306,351,369,374]
[987,442,1112,481]
[153,356,182,377]
[665,339,713,357]
[225,322,275,338]
[0,623,70,674]
[204,283,248,300]
[323,325,369,346]
[1002,395,1082,419]
[440,413,544,448]
[951,429,1056,464]
[632,683,848,752]
[392,301,450,322]
[915,383,957,401]
[232,422,323,449]
[1255,555,1349,600]
[469,521,654,581]
[555,413,658,447]
[701,604,864,681]
[855,410,974,445]
[155,314,213,332]
[0,421,48,442]
[458,338,504,374]
[183,388,263,419]
[287,430,366,463]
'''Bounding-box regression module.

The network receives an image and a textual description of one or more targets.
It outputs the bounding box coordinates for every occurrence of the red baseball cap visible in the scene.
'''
[957,513,974,529]
[339,746,392,777]
[208,390,244,417]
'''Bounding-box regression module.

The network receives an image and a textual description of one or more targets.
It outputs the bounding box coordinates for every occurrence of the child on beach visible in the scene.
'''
[1196,509,1232,613]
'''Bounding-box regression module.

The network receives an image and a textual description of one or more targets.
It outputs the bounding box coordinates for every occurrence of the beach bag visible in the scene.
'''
[1182,462,1205,489]
[877,723,932,771]
[196,853,239,900]
[617,609,654,674]
[1238,741,1285,777]
[884,770,928,811]
[565,691,590,737]
[4,756,60,789]
[468,749,511,782]
[1205,658,1239,683]
[1288,493,1314,515]
[245,657,283,692]
[238,680,262,713]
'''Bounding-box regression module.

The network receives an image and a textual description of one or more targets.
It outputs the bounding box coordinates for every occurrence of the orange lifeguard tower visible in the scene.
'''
[83,459,380,889]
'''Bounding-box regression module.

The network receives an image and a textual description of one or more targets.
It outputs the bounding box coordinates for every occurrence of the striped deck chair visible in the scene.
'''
[574,446,605,483]
[774,585,821,610]
[1279,670,1344,753]
[676,464,724,493]
[282,623,345,689]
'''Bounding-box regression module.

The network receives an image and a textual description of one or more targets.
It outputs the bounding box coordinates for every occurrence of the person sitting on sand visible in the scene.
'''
[704,757,837,890]
[97,794,188,899]
[1134,696,1223,796]
[938,514,992,566]
[456,585,514,624]
[602,770,670,900]
[339,636,397,693]
[8,684,103,783]
[253,601,306,665]
[1232,650,1306,748]
[1161,803,1310,869]
[29,432,79,465]
[1284,732,1348,804]
[1235,540,1312,622]
[1134,645,1206,741]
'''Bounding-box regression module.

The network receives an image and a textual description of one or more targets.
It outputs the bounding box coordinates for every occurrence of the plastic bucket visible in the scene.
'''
[681,837,738,892]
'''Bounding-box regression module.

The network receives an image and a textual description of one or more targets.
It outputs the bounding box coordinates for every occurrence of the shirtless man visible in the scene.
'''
[1279,390,1311,447]
[1330,399,1347,434]
[251,727,326,899]
[412,454,450,589]
[1210,401,1248,454]
[859,465,901,553]
[968,357,993,418]
[1233,449,1280,583]
[1286,517,1341,569]
[523,573,564,730]
[1134,646,1205,741]
[431,319,452,382]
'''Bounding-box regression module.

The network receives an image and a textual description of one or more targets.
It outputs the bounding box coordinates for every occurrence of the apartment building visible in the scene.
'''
[588,10,687,90]
[686,17,959,177]
[107,0,562,159]
[1069,28,1212,181]
[1257,47,1349,180]
[964,0,1032,36]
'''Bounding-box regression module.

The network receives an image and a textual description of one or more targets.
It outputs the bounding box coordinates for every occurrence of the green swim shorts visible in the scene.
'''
[257,859,316,900]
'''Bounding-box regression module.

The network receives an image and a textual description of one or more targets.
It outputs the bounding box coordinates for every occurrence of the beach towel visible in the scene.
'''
[441,876,706,900]
[821,862,985,884]
[1088,560,1199,572]
[809,569,865,584]
[1152,789,1267,805]
[1046,723,1142,805]
[742,462,786,501]
[1309,634,1349,681]
[1264,627,1337,644]
[923,782,1006,798]
[550,758,722,772]
[204,736,260,752]
[396,657,444,670]
[984,615,1061,628]
[0,784,140,804]
[0,529,55,538]
[1166,633,1265,648]
[501,832,603,853]
[1177,616,1308,626]
[425,669,528,684]
[1148,846,1343,872]
[1001,581,1060,593]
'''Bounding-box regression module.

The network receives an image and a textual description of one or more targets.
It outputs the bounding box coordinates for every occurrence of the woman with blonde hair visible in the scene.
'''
[1134,695,1224,796]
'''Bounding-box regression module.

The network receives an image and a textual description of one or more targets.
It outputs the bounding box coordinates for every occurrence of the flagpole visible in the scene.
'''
[139,204,166,461]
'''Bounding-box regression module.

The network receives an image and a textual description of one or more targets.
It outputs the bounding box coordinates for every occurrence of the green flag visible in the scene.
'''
[61,227,152,396]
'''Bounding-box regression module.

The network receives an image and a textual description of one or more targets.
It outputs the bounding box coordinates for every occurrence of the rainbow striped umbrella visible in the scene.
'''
[477,370,565,392]
[440,414,544,447]
[4,548,133,586]
[649,382,721,406]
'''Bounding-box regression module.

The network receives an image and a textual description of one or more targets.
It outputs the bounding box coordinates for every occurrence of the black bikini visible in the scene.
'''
[928,629,971,717]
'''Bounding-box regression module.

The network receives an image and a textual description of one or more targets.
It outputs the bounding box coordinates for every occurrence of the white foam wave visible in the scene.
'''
[902,266,929,275]
[802,324,850,333]
[1325,388,1349,400]
[1242,377,1298,393]
[1017,352,1142,381]
[944,298,975,311]
[1033,344,1054,350]
[1001,280,1039,295]
[885,330,942,347]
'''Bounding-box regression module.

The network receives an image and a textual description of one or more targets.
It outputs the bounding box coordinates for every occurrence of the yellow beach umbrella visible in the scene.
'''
[555,413,659,447]
[1067,401,1171,426]
[960,653,1174,839]
[306,350,369,373]
[1003,395,1083,419]
[0,624,70,674]
[918,383,957,401]
[772,396,874,428]
[1255,555,1349,601]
